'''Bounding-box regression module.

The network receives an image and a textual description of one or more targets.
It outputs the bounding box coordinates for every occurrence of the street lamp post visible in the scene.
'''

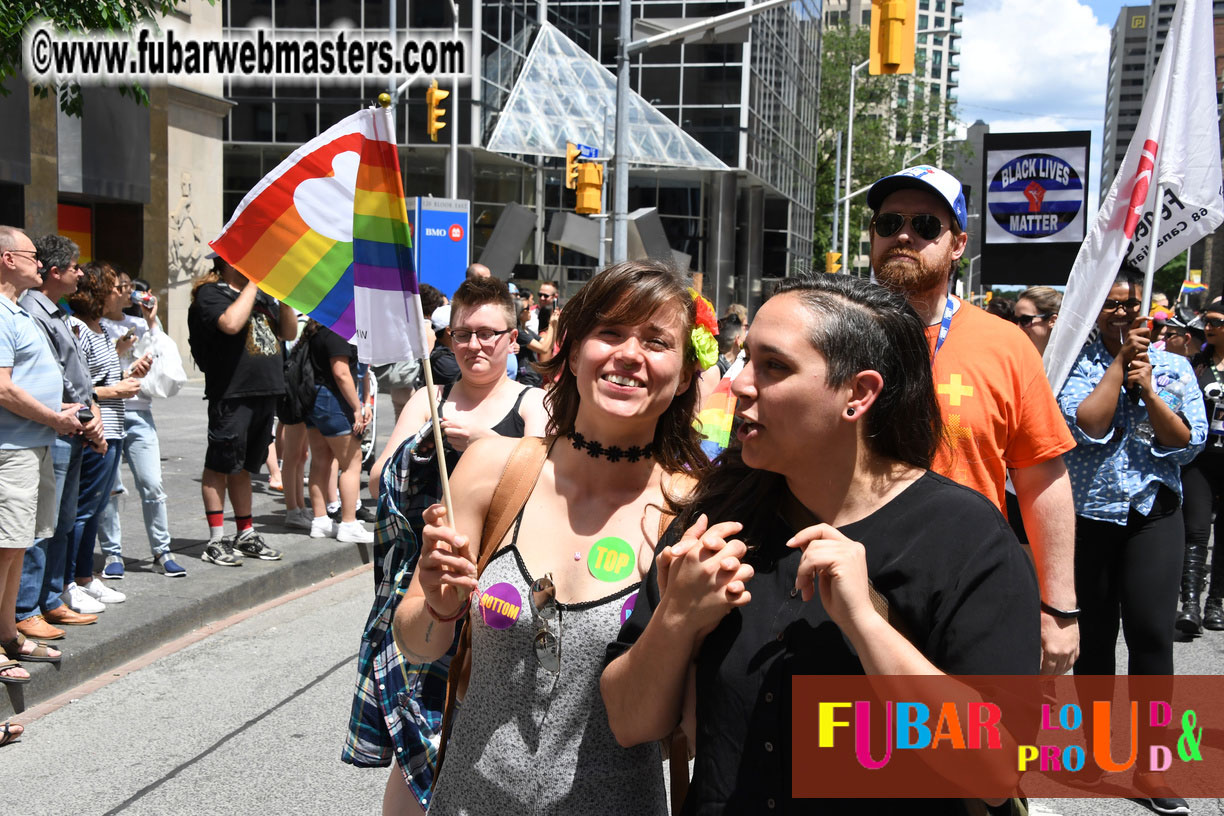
[842,58,869,277]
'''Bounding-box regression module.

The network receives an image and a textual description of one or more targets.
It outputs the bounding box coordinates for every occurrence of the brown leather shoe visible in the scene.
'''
[15,615,65,641]
[44,605,98,626]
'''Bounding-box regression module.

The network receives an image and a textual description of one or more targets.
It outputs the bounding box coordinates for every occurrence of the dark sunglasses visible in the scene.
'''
[532,573,560,673]
[1101,298,1142,312]
[1014,313,1050,328]
[1205,317,1224,329]
[872,212,946,241]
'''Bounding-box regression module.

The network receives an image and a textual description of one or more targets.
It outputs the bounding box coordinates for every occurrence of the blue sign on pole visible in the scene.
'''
[576,143,599,159]
[408,197,470,298]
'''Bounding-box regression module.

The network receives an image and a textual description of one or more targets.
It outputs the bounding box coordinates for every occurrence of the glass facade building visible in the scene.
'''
[221,0,822,309]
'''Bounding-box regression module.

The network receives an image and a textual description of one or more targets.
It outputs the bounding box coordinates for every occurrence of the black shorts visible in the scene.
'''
[205,396,277,474]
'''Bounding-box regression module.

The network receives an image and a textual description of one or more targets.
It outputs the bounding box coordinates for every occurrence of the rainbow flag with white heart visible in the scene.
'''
[209,105,425,365]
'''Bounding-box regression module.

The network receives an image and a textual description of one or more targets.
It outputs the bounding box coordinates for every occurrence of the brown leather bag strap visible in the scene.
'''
[476,436,550,573]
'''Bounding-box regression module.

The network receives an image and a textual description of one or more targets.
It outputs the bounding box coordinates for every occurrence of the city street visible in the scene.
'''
[0,385,1222,814]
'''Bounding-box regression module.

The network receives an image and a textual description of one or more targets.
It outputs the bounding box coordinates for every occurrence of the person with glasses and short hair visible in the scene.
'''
[351,275,546,814]
[393,262,709,816]
[1058,266,1206,814]
[1014,286,1062,356]
[865,165,1080,677]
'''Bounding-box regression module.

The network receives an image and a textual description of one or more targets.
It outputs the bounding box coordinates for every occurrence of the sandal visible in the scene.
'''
[0,721,23,747]
[1,632,62,664]
[0,659,31,686]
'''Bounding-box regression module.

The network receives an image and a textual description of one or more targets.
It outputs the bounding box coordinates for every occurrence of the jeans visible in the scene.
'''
[98,408,172,558]
[16,434,82,619]
[68,439,122,582]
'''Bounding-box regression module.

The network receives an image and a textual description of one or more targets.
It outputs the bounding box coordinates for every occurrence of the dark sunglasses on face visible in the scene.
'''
[1101,298,1142,311]
[1014,313,1050,328]
[872,212,947,241]
[1204,317,1224,329]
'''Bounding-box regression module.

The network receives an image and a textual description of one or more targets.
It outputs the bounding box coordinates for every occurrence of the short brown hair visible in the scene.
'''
[537,260,707,475]
[451,276,516,329]
[70,261,118,319]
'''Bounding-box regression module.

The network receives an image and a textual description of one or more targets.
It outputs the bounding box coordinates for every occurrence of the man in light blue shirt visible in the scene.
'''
[0,225,83,685]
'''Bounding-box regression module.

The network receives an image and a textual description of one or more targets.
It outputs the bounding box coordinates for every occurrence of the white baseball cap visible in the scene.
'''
[867,164,968,232]
[430,304,451,332]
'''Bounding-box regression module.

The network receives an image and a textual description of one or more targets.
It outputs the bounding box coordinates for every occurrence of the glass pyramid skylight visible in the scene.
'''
[484,23,729,171]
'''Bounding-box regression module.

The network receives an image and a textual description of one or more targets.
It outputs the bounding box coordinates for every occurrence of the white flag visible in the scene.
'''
[1043,0,1224,394]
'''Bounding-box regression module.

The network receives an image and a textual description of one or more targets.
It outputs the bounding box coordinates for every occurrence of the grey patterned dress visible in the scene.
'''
[427,536,667,816]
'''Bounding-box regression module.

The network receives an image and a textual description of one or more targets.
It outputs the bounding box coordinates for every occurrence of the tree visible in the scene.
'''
[814,25,958,273]
[0,0,189,115]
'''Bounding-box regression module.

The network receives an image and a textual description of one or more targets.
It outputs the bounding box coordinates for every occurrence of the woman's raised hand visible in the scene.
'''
[787,523,876,631]
[658,514,753,639]
[419,502,478,616]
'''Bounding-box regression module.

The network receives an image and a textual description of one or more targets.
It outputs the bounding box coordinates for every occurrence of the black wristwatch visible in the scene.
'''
[1040,601,1081,619]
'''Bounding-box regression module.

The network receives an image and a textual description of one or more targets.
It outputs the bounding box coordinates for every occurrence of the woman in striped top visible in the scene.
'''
[63,263,149,613]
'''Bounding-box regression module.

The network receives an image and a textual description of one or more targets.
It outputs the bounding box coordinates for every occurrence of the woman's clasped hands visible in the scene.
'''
[655,514,754,640]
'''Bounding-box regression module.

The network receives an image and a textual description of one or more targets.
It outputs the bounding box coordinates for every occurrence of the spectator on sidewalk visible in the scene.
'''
[63,263,147,614]
[15,233,105,639]
[188,254,296,565]
[0,225,77,684]
[97,269,186,578]
[303,321,375,544]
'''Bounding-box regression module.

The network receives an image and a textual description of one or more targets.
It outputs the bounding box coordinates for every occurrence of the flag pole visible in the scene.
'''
[1141,184,1166,315]
[377,93,455,525]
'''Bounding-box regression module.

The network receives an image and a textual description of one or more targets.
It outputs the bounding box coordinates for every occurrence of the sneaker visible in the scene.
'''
[326,500,342,516]
[356,504,377,523]
[1135,771,1190,815]
[80,579,126,604]
[233,532,283,561]
[65,582,106,614]
[201,537,243,567]
[337,520,374,544]
[1145,797,1190,816]
[284,507,313,531]
[101,555,125,579]
[310,515,338,539]
[155,553,188,577]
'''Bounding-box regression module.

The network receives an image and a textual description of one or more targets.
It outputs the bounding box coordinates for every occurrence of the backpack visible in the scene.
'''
[278,323,319,424]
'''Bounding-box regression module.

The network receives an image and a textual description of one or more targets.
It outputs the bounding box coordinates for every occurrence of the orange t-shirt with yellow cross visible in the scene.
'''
[925,298,1075,516]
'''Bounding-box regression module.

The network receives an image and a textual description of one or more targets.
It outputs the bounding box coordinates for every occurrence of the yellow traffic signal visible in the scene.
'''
[825,251,842,274]
[565,142,581,190]
[575,162,603,214]
[869,0,916,75]
[426,80,449,142]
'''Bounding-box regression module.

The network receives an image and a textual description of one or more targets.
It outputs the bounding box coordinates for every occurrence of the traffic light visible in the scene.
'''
[575,162,603,214]
[565,142,581,190]
[825,251,842,274]
[426,80,449,142]
[869,0,916,75]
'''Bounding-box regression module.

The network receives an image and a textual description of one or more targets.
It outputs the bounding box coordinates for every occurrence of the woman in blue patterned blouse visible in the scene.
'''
[1057,267,1207,811]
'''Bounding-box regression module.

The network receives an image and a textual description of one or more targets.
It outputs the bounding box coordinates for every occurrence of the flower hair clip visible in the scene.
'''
[689,288,719,370]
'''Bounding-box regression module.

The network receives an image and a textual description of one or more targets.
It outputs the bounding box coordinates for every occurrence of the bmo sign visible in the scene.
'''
[409,197,471,297]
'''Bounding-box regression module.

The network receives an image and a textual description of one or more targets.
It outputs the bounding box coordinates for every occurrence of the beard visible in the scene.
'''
[872,247,951,294]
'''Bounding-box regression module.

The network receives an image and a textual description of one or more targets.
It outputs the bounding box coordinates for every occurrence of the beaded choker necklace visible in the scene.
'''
[567,432,653,463]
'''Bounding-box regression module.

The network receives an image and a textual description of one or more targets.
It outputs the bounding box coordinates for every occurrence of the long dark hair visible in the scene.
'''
[537,260,708,475]
[679,274,942,535]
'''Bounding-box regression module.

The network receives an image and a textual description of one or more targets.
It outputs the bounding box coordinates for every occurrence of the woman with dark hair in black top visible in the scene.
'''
[1178,298,1224,633]
[601,275,1039,815]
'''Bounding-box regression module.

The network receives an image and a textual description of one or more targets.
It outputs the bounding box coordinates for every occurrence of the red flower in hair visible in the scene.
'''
[690,289,718,335]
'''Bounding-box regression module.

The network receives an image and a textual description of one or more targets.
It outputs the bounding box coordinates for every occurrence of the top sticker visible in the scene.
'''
[588,536,636,582]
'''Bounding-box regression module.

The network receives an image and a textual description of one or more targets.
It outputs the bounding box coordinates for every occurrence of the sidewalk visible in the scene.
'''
[1,382,392,720]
